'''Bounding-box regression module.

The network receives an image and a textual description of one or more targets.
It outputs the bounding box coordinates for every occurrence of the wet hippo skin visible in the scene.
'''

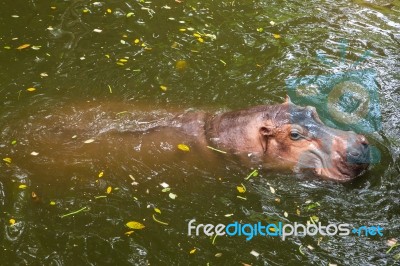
[4,99,370,183]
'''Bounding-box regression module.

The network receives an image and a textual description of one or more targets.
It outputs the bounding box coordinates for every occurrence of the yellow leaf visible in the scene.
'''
[27,87,36,92]
[50,201,56,206]
[19,184,27,189]
[3,157,12,163]
[284,211,288,217]
[17,44,30,50]
[125,230,134,236]
[197,37,204,43]
[236,185,246,193]
[179,28,187,32]
[98,171,104,178]
[106,186,112,194]
[126,221,145,229]
[119,58,128,63]
[269,226,276,232]
[190,248,196,254]
[175,60,187,70]
[160,85,167,91]
[193,33,201,38]
[134,39,140,44]
[273,34,281,39]
[107,8,112,13]
[154,208,161,214]
[177,144,190,152]
[9,219,16,225]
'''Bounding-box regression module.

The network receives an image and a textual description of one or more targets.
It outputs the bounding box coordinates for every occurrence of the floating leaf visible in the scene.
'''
[126,12,134,18]
[310,215,319,223]
[152,214,169,225]
[236,183,246,193]
[3,157,11,163]
[215,253,222,257]
[30,151,39,156]
[93,29,102,33]
[175,60,187,70]
[98,171,104,178]
[126,221,145,229]
[50,201,56,206]
[19,184,27,189]
[154,208,161,214]
[250,250,260,257]
[190,248,196,254]
[197,37,204,43]
[284,211,288,218]
[160,182,169,188]
[106,186,112,194]
[306,202,320,210]
[245,169,258,180]
[160,85,167,91]
[83,139,95,144]
[125,230,134,236]
[224,213,233,217]
[256,27,264,32]
[27,87,36,92]
[270,21,276,25]
[31,45,41,50]
[17,44,30,50]
[9,219,16,225]
[273,34,281,39]
[106,8,112,13]
[177,144,190,152]
[270,186,276,194]
[134,38,140,44]
[31,192,38,200]
[169,193,177,199]
[11,140,17,145]
[161,188,171,192]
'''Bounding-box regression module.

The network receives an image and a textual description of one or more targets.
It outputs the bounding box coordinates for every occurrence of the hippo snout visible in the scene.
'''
[345,134,370,164]
[346,135,370,164]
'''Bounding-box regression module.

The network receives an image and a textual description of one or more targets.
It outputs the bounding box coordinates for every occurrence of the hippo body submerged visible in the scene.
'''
[3,99,369,183]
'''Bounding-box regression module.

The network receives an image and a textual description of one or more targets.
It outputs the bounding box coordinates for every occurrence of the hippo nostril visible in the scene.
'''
[358,135,369,146]
[349,150,360,157]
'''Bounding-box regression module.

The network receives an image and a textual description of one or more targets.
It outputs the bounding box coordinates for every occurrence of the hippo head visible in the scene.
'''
[259,98,370,182]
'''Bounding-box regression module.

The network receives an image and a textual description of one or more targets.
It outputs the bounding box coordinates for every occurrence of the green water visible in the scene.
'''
[0,0,399,265]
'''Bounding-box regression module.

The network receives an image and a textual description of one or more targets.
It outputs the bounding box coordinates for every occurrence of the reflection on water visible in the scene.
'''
[0,0,399,264]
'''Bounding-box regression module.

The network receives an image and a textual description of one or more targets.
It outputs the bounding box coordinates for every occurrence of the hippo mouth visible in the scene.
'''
[296,149,368,182]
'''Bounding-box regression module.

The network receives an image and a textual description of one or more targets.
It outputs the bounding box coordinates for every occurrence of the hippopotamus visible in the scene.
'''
[172,97,370,182]
[2,98,369,183]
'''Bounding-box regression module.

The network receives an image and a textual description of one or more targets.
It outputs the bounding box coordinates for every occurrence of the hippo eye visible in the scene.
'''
[290,130,302,141]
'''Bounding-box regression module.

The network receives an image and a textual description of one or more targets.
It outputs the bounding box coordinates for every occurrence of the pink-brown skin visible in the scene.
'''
[201,99,370,182]
[4,100,369,182]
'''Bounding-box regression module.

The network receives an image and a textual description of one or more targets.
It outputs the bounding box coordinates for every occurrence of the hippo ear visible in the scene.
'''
[260,125,274,136]
[284,95,292,104]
